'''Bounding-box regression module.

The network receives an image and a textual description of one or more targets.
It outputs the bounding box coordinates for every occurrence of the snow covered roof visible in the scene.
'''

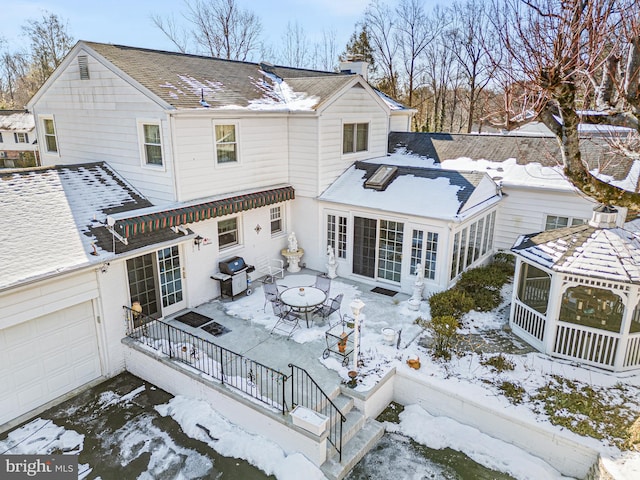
[0,163,183,291]
[0,110,35,131]
[388,132,639,192]
[318,160,500,220]
[83,42,358,111]
[512,224,640,284]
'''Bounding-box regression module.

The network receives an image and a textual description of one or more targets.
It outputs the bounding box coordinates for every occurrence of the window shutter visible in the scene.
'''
[78,55,90,80]
[25,133,28,143]
[14,133,18,142]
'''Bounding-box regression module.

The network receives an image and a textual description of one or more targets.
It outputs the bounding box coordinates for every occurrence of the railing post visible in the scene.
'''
[282,373,286,415]
[166,323,172,358]
[219,345,225,385]
[289,364,295,408]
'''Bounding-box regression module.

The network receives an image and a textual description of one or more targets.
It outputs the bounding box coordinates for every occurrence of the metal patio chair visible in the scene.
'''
[313,293,344,326]
[270,300,302,338]
[314,274,331,297]
[262,282,281,312]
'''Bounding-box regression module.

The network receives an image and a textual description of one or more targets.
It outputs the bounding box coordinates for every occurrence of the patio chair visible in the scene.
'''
[262,282,280,312]
[270,300,302,338]
[313,293,343,326]
[314,274,331,297]
[255,255,285,283]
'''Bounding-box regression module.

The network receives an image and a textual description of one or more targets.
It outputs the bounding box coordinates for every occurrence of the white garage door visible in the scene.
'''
[0,301,102,426]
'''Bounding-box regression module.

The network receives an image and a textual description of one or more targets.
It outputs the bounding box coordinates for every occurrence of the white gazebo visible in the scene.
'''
[510,206,640,372]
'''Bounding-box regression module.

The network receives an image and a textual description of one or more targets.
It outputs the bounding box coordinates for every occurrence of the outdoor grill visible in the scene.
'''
[211,256,255,300]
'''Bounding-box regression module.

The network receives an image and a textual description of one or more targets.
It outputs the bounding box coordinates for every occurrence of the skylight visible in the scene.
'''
[365,165,397,190]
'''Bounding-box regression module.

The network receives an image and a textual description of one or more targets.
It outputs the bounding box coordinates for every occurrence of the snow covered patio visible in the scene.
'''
[120,269,639,479]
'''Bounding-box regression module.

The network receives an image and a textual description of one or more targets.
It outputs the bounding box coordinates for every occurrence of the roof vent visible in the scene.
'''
[259,61,275,73]
[589,205,618,228]
[78,55,90,80]
[365,165,397,190]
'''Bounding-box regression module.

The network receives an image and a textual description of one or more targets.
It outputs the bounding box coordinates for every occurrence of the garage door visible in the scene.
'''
[0,301,102,425]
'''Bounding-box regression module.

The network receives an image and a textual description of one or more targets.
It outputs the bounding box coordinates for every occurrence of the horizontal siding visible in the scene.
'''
[495,188,597,250]
[173,116,290,201]
[317,86,389,194]
[0,271,99,329]
[32,51,175,204]
[288,117,319,197]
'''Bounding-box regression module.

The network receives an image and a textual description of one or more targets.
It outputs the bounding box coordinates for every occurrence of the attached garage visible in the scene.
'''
[0,301,102,425]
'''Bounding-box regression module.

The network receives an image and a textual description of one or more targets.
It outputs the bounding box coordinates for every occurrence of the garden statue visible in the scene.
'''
[287,231,298,252]
[408,263,425,311]
[327,245,337,279]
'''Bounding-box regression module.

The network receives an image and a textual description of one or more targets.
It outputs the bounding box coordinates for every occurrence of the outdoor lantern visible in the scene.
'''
[350,298,365,374]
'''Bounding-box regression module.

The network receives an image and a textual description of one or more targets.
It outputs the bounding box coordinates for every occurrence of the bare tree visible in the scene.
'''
[22,11,74,86]
[280,21,310,68]
[364,0,400,98]
[396,0,445,117]
[153,0,262,61]
[491,0,640,212]
[445,0,496,133]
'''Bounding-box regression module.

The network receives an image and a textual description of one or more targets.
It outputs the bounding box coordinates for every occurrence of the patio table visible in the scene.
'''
[279,286,326,327]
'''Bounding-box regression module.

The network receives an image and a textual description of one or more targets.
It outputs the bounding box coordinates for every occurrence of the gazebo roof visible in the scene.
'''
[512,223,640,284]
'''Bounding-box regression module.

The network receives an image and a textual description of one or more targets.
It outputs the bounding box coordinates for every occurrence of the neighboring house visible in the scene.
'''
[0,110,39,167]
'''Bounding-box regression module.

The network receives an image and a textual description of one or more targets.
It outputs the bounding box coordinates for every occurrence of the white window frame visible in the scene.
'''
[218,216,240,250]
[270,206,284,236]
[544,214,586,231]
[15,132,28,143]
[342,122,369,154]
[39,115,59,155]
[137,120,165,169]
[214,121,240,166]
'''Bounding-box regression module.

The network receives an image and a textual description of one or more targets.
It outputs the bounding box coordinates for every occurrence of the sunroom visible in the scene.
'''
[510,206,640,372]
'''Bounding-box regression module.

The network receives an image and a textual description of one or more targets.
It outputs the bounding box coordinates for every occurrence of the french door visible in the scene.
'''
[127,245,186,318]
[353,217,404,282]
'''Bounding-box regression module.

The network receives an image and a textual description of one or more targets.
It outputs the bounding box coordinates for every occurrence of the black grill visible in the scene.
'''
[212,256,254,300]
[219,256,248,275]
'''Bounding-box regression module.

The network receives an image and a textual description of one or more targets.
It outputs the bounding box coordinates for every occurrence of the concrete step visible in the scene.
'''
[321,418,385,480]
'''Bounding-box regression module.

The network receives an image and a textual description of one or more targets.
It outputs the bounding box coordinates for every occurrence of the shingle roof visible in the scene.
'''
[512,224,640,284]
[84,41,354,111]
[319,160,498,220]
[0,163,182,290]
[0,110,34,131]
[388,132,634,183]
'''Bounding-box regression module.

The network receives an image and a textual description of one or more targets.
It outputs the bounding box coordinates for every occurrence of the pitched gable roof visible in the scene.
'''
[83,41,354,111]
[512,224,640,284]
[388,132,635,186]
[319,160,499,220]
[0,110,34,131]
[0,163,183,291]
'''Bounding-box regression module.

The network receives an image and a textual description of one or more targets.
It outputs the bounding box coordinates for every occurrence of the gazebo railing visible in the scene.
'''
[624,333,640,369]
[554,322,619,368]
[512,300,546,343]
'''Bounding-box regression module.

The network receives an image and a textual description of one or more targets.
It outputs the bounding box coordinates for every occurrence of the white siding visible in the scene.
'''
[172,115,290,201]
[30,50,175,204]
[287,117,320,198]
[389,113,412,133]
[494,187,597,250]
[315,86,389,196]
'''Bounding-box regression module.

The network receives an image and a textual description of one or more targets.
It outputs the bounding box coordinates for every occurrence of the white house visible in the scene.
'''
[4,39,638,430]
[0,110,39,167]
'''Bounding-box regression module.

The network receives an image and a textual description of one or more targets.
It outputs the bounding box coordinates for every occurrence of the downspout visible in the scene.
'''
[168,112,181,201]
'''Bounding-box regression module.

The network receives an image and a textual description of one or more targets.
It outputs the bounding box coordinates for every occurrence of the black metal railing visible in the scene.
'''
[124,306,288,414]
[289,363,346,462]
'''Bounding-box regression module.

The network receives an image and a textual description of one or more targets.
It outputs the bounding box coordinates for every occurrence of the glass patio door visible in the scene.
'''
[352,217,404,282]
[353,217,377,278]
[158,245,185,316]
[127,245,185,318]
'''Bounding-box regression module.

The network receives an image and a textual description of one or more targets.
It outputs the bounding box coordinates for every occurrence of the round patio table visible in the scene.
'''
[280,286,326,327]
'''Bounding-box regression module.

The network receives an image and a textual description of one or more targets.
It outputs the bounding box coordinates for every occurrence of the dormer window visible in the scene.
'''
[343,122,369,154]
[365,165,397,190]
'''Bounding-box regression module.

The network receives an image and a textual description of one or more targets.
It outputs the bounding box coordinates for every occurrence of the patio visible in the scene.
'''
[160,270,421,394]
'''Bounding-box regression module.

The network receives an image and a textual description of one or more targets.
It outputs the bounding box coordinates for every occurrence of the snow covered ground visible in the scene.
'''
[1,274,638,479]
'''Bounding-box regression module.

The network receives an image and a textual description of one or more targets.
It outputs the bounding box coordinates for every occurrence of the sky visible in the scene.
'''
[2,0,373,59]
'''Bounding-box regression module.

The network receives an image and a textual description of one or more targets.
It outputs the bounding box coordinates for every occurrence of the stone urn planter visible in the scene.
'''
[381,327,396,345]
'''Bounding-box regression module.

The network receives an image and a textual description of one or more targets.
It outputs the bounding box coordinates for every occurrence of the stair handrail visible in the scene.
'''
[288,363,346,462]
